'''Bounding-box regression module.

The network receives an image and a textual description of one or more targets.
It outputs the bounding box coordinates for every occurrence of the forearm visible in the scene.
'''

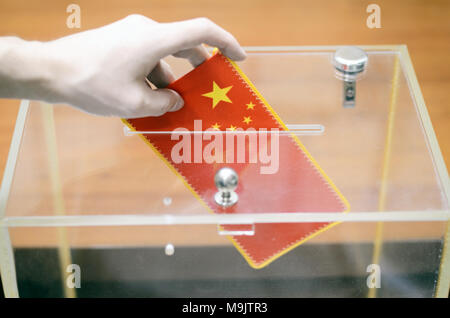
[0,36,64,102]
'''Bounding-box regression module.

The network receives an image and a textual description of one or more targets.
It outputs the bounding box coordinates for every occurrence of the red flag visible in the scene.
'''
[123,51,350,268]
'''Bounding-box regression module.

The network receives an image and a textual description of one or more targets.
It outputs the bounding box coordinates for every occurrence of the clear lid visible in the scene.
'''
[1,46,448,226]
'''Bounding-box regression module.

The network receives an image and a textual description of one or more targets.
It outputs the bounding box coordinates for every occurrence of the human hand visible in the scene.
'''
[0,15,246,117]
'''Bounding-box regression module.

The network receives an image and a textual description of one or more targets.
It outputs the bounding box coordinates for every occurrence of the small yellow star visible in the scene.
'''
[202,81,233,109]
[243,116,252,124]
[211,123,221,130]
[246,102,255,110]
[227,125,237,131]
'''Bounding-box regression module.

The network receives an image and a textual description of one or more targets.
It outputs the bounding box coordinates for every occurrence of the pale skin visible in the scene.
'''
[0,15,246,118]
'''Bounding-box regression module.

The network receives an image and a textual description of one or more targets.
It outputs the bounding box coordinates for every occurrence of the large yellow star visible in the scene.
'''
[202,81,232,109]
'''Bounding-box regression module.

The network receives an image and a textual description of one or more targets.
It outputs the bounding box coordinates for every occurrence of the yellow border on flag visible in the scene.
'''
[223,54,350,269]
[122,49,350,269]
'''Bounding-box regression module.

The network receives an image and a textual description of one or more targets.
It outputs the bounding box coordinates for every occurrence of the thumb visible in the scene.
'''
[136,87,184,118]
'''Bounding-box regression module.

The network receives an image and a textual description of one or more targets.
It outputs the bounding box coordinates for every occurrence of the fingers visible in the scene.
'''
[118,16,245,118]
[150,88,184,114]
[125,82,184,118]
[173,45,210,67]
[147,60,176,88]
[159,17,246,61]
[144,45,210,117]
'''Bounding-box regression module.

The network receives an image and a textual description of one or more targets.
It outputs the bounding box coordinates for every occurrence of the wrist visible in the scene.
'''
[0,37,68,103]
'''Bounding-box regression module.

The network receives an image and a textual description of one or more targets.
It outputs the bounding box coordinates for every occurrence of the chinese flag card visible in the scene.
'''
[123,50,350,268]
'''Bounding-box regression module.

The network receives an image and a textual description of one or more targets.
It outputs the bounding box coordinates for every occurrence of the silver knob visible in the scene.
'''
[214,167,238,207]
[333,46,368,108]
[333,46,368,75]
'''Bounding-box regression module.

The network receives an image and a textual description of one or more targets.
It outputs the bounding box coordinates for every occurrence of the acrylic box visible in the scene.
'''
[0,46,448,297]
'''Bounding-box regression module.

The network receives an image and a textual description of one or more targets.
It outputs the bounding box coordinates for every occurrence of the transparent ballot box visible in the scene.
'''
[0,46,449,298]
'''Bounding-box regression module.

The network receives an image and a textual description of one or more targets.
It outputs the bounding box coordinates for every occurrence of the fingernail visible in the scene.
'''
[231,45,247,61]
[238,47,247,60]
[169,90,184,112]
[174,97,184,111]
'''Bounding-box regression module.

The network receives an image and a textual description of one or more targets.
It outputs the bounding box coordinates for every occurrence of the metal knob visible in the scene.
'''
[214,167,238,207]
[333,46,368,108]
